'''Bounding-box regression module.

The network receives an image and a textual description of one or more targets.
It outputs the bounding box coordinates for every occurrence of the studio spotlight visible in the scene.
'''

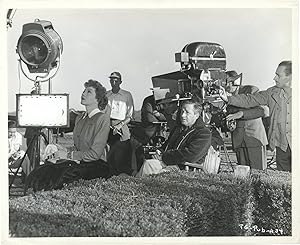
[16,19,63,73]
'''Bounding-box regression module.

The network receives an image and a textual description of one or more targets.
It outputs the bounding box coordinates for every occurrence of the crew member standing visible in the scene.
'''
[106,71,134,176]
[223,71,269,170]
[220,61,292,172]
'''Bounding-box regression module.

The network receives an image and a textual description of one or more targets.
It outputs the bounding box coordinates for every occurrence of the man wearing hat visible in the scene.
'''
[106,71,134,176]
[224,71,269,170]
[224,70,243,96]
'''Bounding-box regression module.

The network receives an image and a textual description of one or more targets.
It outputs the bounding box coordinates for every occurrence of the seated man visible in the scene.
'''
[140,94,167,139]
[131,94,168,172]
[136,100,211,177]
[132,94,169,142]
[8,120,31,176]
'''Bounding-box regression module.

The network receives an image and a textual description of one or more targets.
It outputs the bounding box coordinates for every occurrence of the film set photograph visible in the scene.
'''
[1,2,299,244]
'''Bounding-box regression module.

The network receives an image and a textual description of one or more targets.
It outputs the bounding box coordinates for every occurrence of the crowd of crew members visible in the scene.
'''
[8,61,292,188]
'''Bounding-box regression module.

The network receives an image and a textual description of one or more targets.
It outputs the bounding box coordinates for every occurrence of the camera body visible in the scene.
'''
[143,145,159,159]
[175,42,227,103]
[210,109,237,133]
[151,42,235,133]
[142,135,165,159]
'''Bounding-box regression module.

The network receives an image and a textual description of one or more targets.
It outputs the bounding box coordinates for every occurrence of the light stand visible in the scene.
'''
[9,19,64,195]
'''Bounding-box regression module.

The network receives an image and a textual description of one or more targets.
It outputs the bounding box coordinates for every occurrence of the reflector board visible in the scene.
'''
[16,94,69,127]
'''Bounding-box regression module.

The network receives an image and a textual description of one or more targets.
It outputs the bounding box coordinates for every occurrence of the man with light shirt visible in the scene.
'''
[107,71,134,176]
[219,61,292,172]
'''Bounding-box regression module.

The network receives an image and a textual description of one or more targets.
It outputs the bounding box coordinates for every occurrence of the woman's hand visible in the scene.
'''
[43,144,67,162]
[54,149,68,160]
[226,111,244,121]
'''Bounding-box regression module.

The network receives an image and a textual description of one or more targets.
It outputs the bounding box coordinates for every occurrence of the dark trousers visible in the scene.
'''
[135,145,146,172]
[108,139,132,176]
[276,145,291,172]
[235,144,267,170]
[79,160,110,180]
[25,159,110,192]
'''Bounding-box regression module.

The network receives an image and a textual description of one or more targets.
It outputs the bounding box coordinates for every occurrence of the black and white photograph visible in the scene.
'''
[1,0,299,244]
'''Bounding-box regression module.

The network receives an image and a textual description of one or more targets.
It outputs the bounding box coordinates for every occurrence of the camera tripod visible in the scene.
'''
[216,131,236,173]
[218,143,236,172]
[9,128,49,193]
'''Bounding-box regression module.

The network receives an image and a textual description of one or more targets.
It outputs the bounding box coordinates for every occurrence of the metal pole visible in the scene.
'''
[48,78,52,143]
[48,78,52,94]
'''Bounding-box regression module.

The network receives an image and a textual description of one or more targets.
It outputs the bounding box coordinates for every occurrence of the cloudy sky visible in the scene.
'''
[5,6,293,113]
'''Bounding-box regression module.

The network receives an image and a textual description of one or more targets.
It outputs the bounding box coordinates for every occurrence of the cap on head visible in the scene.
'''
[226,70,243,85]
[226,70,239,80]
[109,71,122,80]
[8,120,17,129]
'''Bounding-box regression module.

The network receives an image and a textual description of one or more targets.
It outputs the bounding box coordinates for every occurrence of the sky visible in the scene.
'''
[5,7,293,113]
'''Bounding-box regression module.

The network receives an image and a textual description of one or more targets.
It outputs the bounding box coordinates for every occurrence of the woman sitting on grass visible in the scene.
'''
[26,79,111,191]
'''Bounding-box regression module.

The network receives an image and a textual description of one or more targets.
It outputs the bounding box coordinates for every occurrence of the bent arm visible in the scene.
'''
[240,106,265,120]
[126,93,134,121]
[116,93,134,128]
[143,102,166,123]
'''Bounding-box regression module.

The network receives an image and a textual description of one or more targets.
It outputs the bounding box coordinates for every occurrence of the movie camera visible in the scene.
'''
[151,42,237,133]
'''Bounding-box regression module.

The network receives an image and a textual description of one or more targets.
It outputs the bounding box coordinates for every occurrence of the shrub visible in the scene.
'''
[250,169,291,236]
[9,177,186,237]
[9,170,291,237]
[148,171,255,236]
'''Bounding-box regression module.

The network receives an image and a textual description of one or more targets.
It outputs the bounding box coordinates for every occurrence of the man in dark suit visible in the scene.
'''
[225,71,269,170]
[136,99,211,177]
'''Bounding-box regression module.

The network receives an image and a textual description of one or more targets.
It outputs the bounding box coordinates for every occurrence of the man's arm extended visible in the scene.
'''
[220,87,270,108]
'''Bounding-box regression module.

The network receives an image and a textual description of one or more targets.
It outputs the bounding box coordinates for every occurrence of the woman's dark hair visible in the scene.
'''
[84,79,108,110]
